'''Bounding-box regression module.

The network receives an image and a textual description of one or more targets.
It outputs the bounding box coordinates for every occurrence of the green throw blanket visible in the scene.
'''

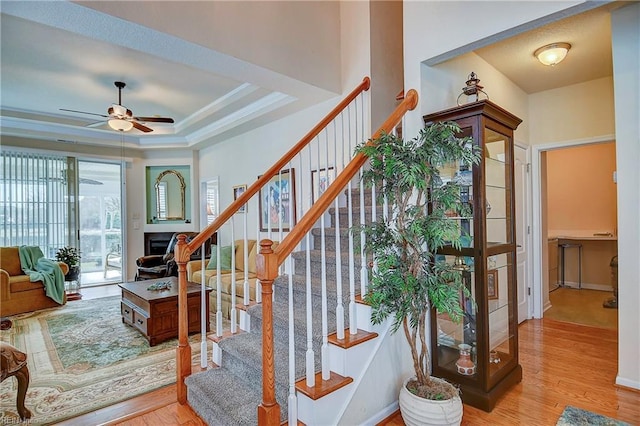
[18,246,66,304]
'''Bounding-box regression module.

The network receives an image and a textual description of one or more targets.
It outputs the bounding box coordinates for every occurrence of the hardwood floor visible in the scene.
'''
[381,319,639,425]
[57,315,638,425]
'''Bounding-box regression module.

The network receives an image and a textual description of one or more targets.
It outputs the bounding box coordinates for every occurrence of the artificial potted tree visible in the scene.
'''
[357,122,480,425]
[55,246,81,281]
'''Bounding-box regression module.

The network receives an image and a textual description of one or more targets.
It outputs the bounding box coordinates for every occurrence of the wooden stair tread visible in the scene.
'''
[295,371,353,400]
[355,294,370,305]
[192,360,219,372]
[328,328,378,349]
[207,329,244,343]
[237,301,259,312]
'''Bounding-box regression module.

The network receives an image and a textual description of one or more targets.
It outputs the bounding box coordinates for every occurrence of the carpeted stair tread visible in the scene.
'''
[186,366,278,425]
[219,333,319,386]
[273,274,359,305]
[291,250,365,280]
[291,249,362,261]
[248,298,337,351]
[329,204,385,214]
[310,227,364,252]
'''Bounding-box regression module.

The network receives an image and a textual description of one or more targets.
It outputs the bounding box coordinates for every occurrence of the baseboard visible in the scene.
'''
[558,281,612,292]
[362,401,399,426]
[615,376,640,392]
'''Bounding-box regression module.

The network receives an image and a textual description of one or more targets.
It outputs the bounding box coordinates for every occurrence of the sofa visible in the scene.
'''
[0,246,69,316]
[186,239,278,319]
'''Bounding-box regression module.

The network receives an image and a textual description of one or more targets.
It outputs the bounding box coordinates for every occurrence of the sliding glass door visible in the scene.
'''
[1,151,124,287]
[77,161,123,286]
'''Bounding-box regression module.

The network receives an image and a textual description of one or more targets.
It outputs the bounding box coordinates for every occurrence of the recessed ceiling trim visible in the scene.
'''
[184,93,296,146]
[175,83,259,133]
[0,116,183,147]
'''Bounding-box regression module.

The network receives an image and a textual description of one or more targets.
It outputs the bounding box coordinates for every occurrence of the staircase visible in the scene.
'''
[174,81,419,425]
[186,188,386,425]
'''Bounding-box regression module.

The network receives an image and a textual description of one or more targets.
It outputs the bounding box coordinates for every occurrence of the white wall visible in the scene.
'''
[197,95,347,245]
[125,150,199,281]
[79,1,342,94]
[420,52,530,143]
[404,1,587,137]
[611,2,640,391]
[529,77,615,144]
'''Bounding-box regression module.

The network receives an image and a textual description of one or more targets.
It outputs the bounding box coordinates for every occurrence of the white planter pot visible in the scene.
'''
[399,377,463,426]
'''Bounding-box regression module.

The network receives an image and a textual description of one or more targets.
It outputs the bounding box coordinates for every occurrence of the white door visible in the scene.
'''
[514,144,531,323]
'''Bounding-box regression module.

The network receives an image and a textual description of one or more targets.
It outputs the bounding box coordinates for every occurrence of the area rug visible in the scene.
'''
[0,296,203,425]
[556,405,631,426]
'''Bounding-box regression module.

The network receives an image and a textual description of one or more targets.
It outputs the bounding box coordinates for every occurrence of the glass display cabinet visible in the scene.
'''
[423,100,522,411]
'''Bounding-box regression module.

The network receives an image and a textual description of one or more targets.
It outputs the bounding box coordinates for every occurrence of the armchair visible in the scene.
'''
[135,232,213,281]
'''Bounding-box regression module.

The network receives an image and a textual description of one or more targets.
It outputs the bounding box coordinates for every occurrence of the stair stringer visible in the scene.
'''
[295,314,414,426]
[335,317,414,425]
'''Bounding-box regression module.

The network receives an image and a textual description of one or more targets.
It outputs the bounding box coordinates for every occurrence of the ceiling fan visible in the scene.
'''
[60,81,174,133]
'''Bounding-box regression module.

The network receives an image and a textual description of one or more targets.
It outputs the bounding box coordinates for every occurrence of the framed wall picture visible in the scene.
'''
[487,269,499,300]
[311,167,334,204]
[233,184,247,213]
[259,168,296,231]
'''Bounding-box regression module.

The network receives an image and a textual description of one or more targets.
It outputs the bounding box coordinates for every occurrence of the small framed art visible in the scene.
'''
[233,184,247,213]
[259,169,296,231]
[311,167,334,204]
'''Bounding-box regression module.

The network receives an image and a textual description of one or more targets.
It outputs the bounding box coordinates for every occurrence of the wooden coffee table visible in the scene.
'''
[119,277,212,346]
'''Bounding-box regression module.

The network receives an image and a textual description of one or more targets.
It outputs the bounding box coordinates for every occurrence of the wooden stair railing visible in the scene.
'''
[173,77,371,404]
[256,89,418,425]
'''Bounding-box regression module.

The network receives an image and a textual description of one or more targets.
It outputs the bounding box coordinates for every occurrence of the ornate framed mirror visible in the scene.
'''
[155,169,186,220]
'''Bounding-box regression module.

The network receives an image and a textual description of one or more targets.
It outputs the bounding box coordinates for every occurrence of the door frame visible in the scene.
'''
[530,134,615,318]
[515,142,533,322]
[76,158,126,284]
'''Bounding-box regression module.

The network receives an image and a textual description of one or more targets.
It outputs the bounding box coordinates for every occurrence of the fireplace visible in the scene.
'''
[143,232,217,257]
[144,232,174,256]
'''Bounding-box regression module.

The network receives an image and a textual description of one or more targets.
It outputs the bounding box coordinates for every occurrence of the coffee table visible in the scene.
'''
[119,277,212,346]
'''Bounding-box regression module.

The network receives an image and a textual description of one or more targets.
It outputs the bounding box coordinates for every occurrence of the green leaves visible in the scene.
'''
[355,121,481,386]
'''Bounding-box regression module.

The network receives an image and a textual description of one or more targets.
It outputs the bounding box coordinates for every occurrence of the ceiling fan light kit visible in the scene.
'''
[534,42,571,66]
[60,81,174,133]
[108,118,134,132]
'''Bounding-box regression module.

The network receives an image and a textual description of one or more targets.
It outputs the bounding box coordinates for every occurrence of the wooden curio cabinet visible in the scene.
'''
[424,100,523,411]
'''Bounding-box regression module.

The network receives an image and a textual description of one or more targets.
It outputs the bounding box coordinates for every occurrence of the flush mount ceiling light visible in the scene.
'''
[534,42,571,66]
[108,118,133,132]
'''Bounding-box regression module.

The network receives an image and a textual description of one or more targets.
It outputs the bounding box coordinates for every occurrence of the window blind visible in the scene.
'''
[0,150,69,258]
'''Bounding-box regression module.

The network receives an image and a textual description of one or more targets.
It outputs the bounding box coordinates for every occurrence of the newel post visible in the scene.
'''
[175,234,192,404]
[256,239,281,425]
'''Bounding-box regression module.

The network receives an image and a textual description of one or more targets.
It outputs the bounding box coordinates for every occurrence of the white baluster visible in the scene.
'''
[320,187,329,380]
[200,242,208,368]
[287,255,298,424]
[359,169,368,296]
[255,200,262,304]
[334,189,344,341]
[243,207,249,306]
[305,148,315,387]
[230,217,237,334]
[213,233,223,365]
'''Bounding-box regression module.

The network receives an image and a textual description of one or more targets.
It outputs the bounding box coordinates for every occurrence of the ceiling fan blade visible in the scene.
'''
[60,108,109,118]
[133,116,174,123]
[86,121,106,128]
[132,121,153,133]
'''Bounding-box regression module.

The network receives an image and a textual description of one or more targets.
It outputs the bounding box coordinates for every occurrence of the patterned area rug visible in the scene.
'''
[557,405,631,426]
[0,296,202,425]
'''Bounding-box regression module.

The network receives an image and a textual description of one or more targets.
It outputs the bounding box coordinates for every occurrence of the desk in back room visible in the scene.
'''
[551,233,618,291]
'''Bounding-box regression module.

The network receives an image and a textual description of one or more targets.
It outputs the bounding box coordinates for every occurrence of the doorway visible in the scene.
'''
[77,160,123,286]
[531,138,618,330]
